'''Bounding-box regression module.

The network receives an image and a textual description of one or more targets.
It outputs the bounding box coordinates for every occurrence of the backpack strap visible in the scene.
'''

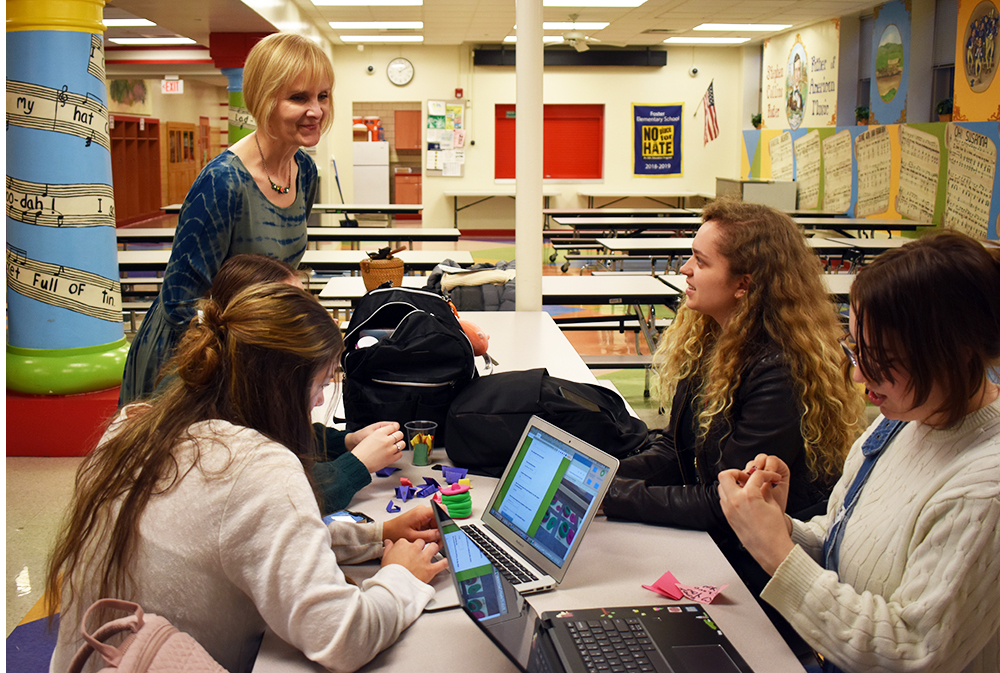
[67,599,145,672]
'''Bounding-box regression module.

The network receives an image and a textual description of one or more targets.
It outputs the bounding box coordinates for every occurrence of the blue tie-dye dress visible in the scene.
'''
[119,149,318,406]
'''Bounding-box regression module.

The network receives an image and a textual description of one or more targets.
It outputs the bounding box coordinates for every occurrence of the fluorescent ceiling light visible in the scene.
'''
[545,0,644,5]
[664,36,750,44]
[329,21,423,29]
[313,0,421,5]
[504,36,565,43]
[694,23,791,31]
[543,21,609,30]
[108,37,197,45]
[102,18,156,27]
[339,35,424,42]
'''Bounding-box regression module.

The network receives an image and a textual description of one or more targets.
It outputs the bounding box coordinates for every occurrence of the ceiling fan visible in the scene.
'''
[546,14,626,52]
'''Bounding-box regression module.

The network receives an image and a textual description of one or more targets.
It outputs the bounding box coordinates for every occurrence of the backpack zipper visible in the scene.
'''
[370,378,456,388]
[131,621,179,673]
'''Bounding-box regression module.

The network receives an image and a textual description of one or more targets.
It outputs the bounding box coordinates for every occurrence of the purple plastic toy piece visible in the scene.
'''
[386,500,400,513]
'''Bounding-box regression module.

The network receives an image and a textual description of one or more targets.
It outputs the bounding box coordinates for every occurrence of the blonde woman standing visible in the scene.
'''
[120,33,333,405]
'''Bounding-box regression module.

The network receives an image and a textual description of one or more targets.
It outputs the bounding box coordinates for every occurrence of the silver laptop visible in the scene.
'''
[452,415,619,594]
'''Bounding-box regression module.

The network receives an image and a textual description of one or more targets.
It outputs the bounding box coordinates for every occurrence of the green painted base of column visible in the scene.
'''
[7,338,128,395]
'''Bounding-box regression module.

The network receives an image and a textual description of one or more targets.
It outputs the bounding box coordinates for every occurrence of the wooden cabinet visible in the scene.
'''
[394,172,421,221]
[110,115,162,226]
[394,110,422,151]
[166,122,199,205]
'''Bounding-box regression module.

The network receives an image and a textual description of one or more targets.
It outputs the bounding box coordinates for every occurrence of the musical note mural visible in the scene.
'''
[7,3,127,395]
[741,121,1000,240]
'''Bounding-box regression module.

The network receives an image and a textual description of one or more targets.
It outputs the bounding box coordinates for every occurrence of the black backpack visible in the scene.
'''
[341,286,477,444]
[446,368,648,476]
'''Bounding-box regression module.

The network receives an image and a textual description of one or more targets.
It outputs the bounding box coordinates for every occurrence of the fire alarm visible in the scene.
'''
[455,88,464,99]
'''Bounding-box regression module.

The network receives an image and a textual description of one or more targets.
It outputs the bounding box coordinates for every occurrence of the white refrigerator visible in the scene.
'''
[352,141,389,203]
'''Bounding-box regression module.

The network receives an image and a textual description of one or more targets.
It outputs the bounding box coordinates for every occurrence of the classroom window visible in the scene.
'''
[494,104,604,180]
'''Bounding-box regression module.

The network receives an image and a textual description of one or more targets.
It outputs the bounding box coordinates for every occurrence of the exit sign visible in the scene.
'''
[161,79,184,94]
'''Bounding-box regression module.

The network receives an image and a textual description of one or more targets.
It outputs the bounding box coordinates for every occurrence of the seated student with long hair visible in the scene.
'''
[206,253,403,512]
[601,200,865,650]
[719,230,1000,673]
[47,284,447,673]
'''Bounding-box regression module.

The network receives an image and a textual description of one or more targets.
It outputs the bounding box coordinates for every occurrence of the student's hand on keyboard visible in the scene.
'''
[383,505,441,544]
[382,538,448,583]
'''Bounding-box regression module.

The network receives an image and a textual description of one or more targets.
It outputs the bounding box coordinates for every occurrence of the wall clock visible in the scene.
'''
[387,57,414,86]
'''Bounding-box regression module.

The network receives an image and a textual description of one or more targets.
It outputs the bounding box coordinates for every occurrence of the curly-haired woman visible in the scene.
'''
[602,199,865,649]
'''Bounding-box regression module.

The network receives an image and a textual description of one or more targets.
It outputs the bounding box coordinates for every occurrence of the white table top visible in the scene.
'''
[258,310,801,673]
[821,273,855,296]
[118,249,474,272]
[576,190,711,199]
[161,203,424,214]
[597,237,853,254]
[543,208,695,218]
[116,227,458,243]
[320,275,680,307]
[444,187,562,197]
[822,236,912,250]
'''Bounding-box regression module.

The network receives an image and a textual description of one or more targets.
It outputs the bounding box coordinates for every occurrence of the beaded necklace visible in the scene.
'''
[255,133,291,194]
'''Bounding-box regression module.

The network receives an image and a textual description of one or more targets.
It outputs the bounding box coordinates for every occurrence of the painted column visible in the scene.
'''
[221,67,256,144]
[7,0,128,395]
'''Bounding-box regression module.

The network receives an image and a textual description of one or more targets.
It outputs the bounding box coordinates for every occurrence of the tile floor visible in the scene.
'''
[6,220,667,643]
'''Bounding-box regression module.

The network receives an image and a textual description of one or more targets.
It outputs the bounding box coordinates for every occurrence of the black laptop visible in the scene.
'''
[432,501,756,673]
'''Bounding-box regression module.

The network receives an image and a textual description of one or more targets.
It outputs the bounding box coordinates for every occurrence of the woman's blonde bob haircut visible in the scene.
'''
[243,33,335,139]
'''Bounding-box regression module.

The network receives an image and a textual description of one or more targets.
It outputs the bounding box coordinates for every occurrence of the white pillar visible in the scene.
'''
[515,0,544,311]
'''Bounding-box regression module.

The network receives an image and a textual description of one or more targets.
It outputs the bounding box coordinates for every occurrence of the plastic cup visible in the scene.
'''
[405,421,437,466]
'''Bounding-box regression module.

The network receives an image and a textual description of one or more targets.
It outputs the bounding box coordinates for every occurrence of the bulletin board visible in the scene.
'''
[425,99,466,177]
[741,121,1000,240]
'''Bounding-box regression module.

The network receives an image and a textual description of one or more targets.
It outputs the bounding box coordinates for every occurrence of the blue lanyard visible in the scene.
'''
[822,418,908,576]
[817,418,906,673]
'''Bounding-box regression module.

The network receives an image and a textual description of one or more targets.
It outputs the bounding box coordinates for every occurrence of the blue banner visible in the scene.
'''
[633,104,683,177]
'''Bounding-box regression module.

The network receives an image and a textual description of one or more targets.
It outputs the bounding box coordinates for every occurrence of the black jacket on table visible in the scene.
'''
[602,339,831,533]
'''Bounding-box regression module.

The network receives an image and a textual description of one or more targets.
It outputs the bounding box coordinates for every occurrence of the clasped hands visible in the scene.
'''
[718,454,796,576]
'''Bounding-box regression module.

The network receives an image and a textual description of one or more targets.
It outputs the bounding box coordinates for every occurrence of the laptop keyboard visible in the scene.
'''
[567,618,659,673]
[461,524,538,585]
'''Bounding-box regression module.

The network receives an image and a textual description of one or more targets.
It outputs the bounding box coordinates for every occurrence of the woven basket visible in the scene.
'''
[360,256,405,291]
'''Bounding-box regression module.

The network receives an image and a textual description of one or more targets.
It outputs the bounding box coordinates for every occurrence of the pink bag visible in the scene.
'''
[66,599,226,673]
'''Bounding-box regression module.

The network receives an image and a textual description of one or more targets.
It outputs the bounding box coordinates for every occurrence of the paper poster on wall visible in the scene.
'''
[822,130,854,212]
[854,126,892,217]
[895,125,941,222]
[944,124,996,239]
[761,21,839,130]
[632,104,683,177]
[445,104,464,129]
[769,132,794,181]
[954,0,999,120]
[428,100,446,115]
[870,1,910,125]
[793,131,822,209]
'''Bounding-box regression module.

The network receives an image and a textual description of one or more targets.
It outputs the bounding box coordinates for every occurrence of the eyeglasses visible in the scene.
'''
[839,334,859,369]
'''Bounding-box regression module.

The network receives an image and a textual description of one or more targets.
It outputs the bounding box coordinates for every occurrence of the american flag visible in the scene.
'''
[702,82,719,145]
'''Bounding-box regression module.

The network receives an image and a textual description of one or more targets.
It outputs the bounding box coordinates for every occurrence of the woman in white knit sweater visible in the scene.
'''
[718,230,1000,673]
[47,284,447,673]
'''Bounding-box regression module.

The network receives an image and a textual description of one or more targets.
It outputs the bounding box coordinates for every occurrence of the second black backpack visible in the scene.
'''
[445,368,648,476]
[341,286,477,444]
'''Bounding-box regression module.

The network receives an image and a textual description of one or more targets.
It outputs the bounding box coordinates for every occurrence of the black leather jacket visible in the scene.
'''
[603,341,832,534]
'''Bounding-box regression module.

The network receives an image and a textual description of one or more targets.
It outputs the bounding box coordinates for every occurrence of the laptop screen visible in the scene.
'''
[487,421,614,568]
[434,502,538,671]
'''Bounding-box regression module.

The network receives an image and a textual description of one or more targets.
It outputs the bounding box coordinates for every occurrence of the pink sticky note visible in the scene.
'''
[641,571,683,600]
[676,583,728,604]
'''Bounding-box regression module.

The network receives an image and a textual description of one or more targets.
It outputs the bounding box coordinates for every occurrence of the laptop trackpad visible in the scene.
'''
[672,644,744,672]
